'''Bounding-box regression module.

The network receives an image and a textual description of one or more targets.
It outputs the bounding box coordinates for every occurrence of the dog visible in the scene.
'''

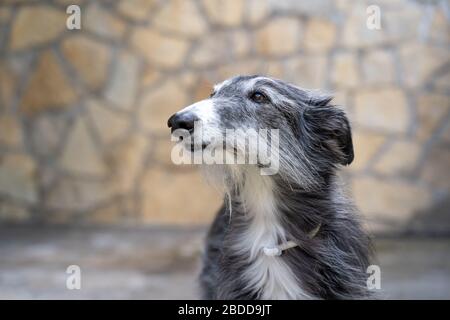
[167,75,373,299]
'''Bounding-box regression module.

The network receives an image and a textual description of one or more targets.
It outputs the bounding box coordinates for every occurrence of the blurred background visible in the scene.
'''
[0,0,449,299]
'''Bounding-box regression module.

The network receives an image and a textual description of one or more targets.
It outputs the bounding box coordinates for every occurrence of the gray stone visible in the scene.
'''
[0,154,37,204]
[60,117,106,176]
[354,89,409,134]
[87,99,129,145]
[104,53,139,111]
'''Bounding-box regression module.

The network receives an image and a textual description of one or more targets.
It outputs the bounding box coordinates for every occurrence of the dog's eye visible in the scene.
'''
[250,91,267,103]
[209,91,216,98]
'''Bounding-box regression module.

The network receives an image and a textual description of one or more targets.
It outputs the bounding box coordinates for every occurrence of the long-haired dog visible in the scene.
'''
[168,75,373,299]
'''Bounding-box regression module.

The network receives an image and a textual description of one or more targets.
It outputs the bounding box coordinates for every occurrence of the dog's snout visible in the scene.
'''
[167,112,199,133]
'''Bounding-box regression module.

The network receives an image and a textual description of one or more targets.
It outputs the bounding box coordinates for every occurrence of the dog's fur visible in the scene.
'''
[168,75,373,299]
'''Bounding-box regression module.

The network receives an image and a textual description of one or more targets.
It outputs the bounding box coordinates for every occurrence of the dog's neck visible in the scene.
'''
[236,170,286,258]
[213,166,371,299]
[234,167,324,247]
[230,167,313,299]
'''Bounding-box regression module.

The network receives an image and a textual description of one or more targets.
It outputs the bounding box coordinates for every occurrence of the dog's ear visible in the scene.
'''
[303,106,354,166]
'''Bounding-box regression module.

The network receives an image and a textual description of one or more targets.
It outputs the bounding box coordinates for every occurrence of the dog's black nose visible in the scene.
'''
[167,112,199,133]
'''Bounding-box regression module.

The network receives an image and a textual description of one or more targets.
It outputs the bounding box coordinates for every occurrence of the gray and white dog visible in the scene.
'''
[168,75,373,299]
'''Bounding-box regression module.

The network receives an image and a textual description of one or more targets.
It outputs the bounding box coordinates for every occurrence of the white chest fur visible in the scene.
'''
[234,170,311,300]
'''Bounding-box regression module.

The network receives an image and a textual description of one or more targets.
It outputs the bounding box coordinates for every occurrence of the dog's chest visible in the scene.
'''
[234,214,311,299]
[233,175,311,299]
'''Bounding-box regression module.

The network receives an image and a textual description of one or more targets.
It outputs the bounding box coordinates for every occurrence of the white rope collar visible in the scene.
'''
[263,223,322,257]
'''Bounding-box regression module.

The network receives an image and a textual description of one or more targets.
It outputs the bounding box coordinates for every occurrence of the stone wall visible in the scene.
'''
[0,0,449,233]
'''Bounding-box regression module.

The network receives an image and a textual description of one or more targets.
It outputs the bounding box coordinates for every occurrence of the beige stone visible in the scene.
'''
[0,202,30,222]
[2,0,39,3]
[373,140,421,176]
[139,81,188,133]
[0,153,37,203]
[265,60,285,79]
[141,66,162,87]
[121,196,139,225]
[107,133,148,194]
[400,44,449,88]
[335,0,352,10]
[416,94,450,141]
[352,177,432,223]
[87,202,123,225]
[9,5,66,50]
[331,52,359,88]
[354,88,409,134]
[152,138,191,170]
[342,4,385,48]
[61,36,111,91]
[230,31,251,58]
[0,63,17,110]
[177,71,197,89]
[217,60,262,80]
[332,90,349,107]
[189,34,228,68]
[141,168,221,224]
[47,177,115,211]
[430,10,450,45]
[246,0,270,25]
[286,55,327,88]
[0,7,12,23]
[193,78,214,101]
[87,99,129,145]
[21,51,76,115]
[84,3,127,40]
[42,210,76,224]
[362,50,395,85]
[117,0,157,21]
[420,144,450,189]
[60,117,106,176]
[271,0,334,16]
[350,130,386,172]
[202,0,244,27]
[0,114,23,148]
[130,28,189,69]
[370,0,417,7]
[255,17,301,57]
[383,8,422,43]
[55,0,84,5]
[304,19,336,51]
[154,0,207,37]
[104,52,139,110]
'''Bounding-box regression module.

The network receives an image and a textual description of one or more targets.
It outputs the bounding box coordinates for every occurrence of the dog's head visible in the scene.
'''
[168,75,353,188]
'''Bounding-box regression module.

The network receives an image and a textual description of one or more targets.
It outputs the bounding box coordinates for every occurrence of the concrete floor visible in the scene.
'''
[0,226,449,299]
